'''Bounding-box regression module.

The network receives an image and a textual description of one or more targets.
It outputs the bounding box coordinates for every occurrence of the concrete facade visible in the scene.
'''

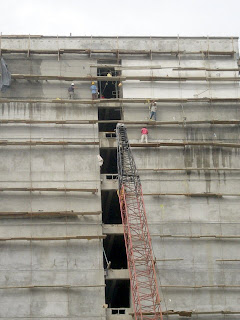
[0,36,239,319]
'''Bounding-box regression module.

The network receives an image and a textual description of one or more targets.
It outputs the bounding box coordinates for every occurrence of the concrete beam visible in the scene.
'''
[106,269,129,280]
[103,225,123,235]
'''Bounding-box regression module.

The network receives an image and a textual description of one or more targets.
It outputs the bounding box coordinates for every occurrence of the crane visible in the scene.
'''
[116,124,163,320]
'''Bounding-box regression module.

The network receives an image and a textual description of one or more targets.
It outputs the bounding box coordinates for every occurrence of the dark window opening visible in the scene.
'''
[105,280,130,308]
[100,148,117,174]
[119,310,125,314]
[98,108,121,132]
[112,310,118,314]
[97,66,122,99]
[106,132,116,138]
[111,309,126,315]
[106,174,118,180]
[102,190,121,224]
[103,235,127,269]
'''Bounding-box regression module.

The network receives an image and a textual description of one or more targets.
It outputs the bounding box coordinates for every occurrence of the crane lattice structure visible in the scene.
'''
[116,124,163,320]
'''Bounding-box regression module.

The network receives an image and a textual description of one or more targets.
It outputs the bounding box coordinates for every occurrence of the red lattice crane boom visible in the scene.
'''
[116,124,163,320]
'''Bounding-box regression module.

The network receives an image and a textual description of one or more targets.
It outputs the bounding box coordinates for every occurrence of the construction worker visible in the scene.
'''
[91,81,98,100]
[149,100,157,121]
[141,127,148,143]
[68,83,75,99]
[97,154,104,167]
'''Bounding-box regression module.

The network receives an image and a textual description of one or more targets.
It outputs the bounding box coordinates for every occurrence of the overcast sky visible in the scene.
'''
[0,0,240,38]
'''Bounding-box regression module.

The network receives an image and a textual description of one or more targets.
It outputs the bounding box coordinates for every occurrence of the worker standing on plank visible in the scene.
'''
[141,127,148,143]
[68,82,75,99]
[149,100,157,121]
[91,81,98,100]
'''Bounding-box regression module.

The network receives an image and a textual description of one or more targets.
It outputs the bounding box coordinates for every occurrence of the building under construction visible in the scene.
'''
[0,35,239,320]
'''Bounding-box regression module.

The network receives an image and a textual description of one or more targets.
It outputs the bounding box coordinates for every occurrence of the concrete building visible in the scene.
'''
[0,35,239,319]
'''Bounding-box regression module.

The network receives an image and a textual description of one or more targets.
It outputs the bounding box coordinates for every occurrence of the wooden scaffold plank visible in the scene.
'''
[0,211,101,218]
[1,97,240,104]
[9,73,240,82]
[0,187,98,193]
[0,140,99,146]
[0,235,106,241]
[131,141,240,148]
[1,119,240,125]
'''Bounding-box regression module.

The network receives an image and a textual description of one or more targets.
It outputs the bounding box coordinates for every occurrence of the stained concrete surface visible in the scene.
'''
[0,36,239,319]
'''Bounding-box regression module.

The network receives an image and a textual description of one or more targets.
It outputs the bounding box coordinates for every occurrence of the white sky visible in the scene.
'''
[0,0,240,38]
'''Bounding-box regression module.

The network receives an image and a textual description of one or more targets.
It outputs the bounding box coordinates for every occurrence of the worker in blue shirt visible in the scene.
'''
[90,81,98,100]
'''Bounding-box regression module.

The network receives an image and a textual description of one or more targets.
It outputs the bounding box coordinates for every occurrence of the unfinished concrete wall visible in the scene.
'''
[0,36,239,320]
[121,38,240,319]
[0,48,105,319]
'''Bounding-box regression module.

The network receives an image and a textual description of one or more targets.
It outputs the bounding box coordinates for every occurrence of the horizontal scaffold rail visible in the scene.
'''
[0,119,98,124]
[0,48,235,56]
[144,284,240,288]
[0,187,97,193]
[1,97,240,104]
[0,140,98,146]
[131,141,240,148]
[0,284,105,289]
[104,230,240,239]
[9,73,240,82]
[0,284,238,290]
[152,234,240,239]
[0,235,106,241]
[0,211,101,218]
[139,167,240,171]
[1,119,240,126]
[130,310,240,316]
[91,64,240,72]
[144,192,240,197]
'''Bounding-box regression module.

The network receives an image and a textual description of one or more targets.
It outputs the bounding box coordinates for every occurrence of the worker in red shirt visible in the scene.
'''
[141,127,148,143]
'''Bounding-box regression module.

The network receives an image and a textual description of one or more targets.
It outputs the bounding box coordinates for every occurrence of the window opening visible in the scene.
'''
[105,280,130,308]
[98,108,121,132]
[103,235,127,269]
[101,190,121,224]
[100,148,117,174]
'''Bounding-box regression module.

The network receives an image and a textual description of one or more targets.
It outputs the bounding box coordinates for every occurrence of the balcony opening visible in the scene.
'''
[105,280,130,308]
[102,190,121,224]
[97,64,121,99]
[100,148,117,174]
[103,235,127,269]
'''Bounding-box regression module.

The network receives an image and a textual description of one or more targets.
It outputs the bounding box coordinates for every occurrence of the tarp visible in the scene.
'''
[0,57,11,92]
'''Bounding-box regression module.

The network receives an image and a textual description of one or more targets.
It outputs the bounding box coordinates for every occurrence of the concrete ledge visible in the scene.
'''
[106,269,129,280]
[103,225,123,235]
[106,308,132,320]
[101,174,118,190]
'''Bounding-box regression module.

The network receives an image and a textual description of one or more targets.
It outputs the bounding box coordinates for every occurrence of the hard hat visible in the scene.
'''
[92,81,95,85]
[71,82,74,86]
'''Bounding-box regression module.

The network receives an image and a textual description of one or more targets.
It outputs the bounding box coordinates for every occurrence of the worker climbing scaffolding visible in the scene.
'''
[116,123,163,320]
